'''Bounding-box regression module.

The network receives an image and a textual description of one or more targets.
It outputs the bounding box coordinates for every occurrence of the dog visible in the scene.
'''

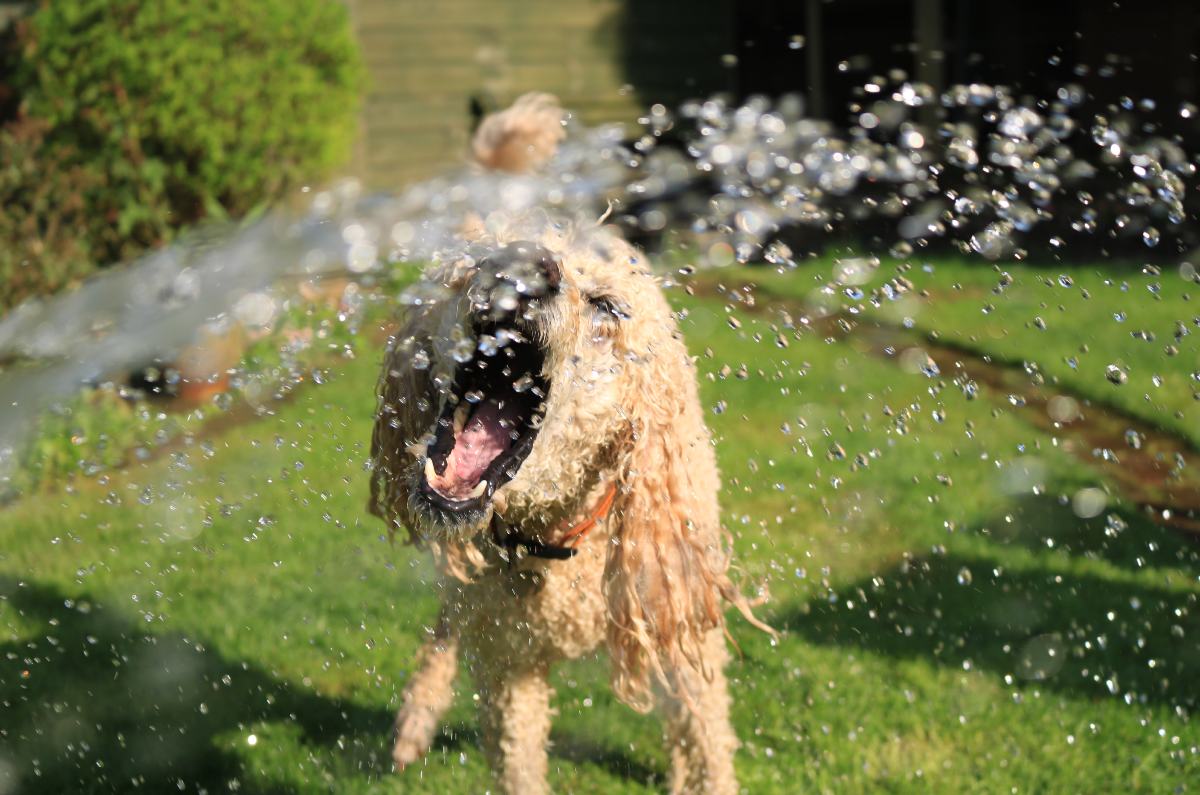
[368,94,765,794]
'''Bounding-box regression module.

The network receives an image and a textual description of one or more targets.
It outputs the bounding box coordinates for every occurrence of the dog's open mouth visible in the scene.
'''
[419,324,549,513]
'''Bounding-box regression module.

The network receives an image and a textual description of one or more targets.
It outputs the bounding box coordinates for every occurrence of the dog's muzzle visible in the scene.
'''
[466,241,562,324]
[413,242,561,525]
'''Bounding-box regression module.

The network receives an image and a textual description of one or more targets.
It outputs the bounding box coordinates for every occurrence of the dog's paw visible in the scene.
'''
[392,735,427,770]
[392,709,435,771]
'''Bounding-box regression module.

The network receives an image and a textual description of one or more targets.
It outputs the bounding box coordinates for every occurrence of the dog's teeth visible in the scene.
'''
[424,458,437,481]
[469,480,488,499]
[453,404,469,433]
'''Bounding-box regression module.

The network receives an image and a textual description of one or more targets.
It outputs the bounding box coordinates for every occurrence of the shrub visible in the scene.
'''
[0,115,102,308]
[3,0,363,269]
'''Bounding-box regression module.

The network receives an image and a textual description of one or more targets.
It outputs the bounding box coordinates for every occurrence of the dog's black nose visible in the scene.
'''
[471,242,562,323]
[478,241,561,296]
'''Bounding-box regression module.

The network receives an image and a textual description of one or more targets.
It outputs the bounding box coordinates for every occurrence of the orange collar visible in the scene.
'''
[491,483,618,561]
[556,482,618,549]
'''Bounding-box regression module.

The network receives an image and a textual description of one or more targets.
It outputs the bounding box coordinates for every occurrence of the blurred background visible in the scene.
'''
[0,1,1198,793]
[344,0,1200,186]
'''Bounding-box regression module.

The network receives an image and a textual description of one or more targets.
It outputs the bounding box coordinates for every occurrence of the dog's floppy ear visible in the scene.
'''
[368,322,433,547]
[603,340,760,711]
[368,333,487,579]
[369,259,476,543]
[368,266,490,581]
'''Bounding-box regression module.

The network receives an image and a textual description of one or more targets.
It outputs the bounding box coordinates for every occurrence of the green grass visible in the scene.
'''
[6,279,398,498]
[713,253,1200,448]
[0,259,1197,793]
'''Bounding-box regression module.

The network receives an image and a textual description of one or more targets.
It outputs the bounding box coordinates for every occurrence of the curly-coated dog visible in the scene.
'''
[368,95,764,794]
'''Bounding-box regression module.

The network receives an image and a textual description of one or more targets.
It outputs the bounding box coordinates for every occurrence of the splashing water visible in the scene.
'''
[0,122,632,472]
[1,72,1199,794]
[0,77,1194,480]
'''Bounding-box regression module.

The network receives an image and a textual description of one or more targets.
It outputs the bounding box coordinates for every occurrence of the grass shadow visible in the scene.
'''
[984,495,1200,578]
[778,499,1200,711]
[0,575,393,793]
[0,572,667,792]
[423,712,664,785]
[550,727,663,787]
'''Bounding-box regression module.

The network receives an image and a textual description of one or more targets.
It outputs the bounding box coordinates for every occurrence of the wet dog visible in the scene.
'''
[368,95,764,794]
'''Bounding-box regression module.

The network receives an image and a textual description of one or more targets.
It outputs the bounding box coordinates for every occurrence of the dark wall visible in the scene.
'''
[957,1,1198,109]
[614,0,735,111]
[737,0,1200,132]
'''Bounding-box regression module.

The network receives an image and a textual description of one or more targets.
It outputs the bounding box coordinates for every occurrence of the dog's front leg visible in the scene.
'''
[662,628,738,795]
[393,613,459,769]
[477,662,554,795]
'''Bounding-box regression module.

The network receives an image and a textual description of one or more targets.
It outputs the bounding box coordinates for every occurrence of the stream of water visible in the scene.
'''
[0,78,1194,488]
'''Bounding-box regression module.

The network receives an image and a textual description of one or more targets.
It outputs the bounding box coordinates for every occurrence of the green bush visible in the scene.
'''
[1,0,363,278]
[0,115,102,309]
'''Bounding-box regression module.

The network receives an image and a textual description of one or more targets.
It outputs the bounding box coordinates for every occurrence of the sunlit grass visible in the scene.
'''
[0,261,1197,792]
[709,253,1200,447]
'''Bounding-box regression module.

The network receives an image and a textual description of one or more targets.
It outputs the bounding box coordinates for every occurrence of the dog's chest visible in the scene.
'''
[454,536,608,662]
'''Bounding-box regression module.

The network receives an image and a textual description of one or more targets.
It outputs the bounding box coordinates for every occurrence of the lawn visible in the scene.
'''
[0,255,1197,793]
[714,253,1200,448]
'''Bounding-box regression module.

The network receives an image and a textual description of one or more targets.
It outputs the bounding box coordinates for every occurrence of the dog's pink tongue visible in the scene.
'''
[431,402,514,499]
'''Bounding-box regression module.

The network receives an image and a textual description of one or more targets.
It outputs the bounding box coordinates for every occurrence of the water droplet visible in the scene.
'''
[1072,487,1107,518]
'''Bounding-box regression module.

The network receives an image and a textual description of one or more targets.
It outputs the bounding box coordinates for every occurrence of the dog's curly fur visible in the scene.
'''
[471,92,566,173]
[367,95,764,794]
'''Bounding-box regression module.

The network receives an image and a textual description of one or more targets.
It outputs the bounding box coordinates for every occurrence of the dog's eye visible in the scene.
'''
[587,296,630,322]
